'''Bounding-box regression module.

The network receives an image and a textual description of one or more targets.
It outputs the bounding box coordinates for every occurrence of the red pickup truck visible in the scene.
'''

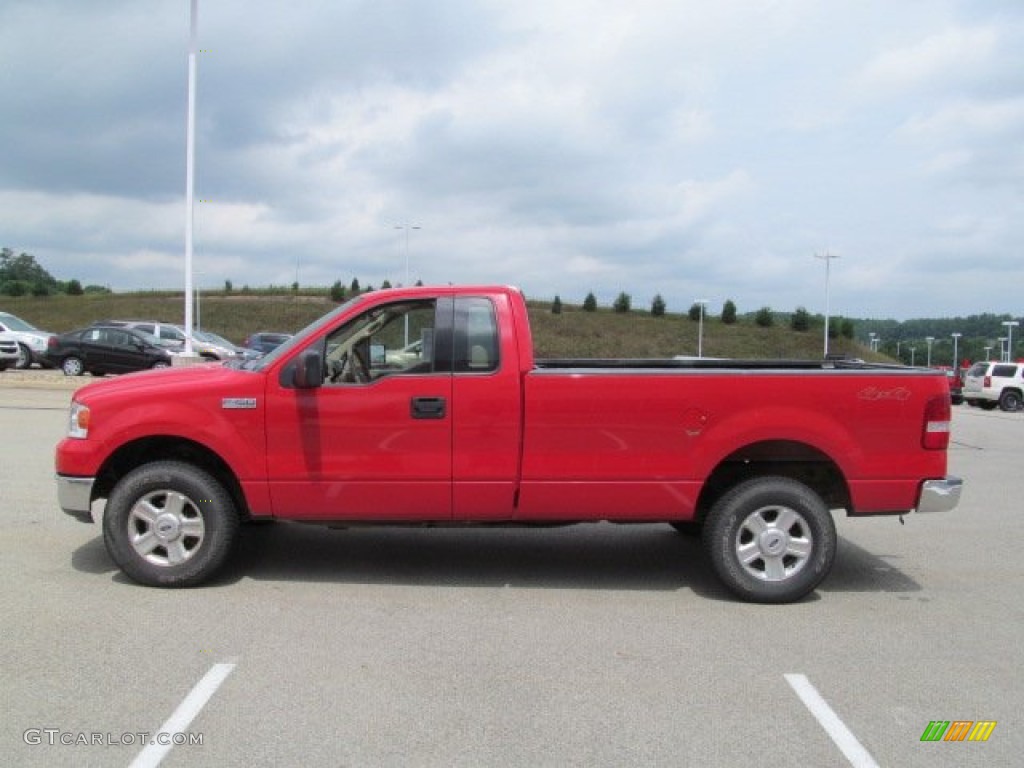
[56,285,961,603]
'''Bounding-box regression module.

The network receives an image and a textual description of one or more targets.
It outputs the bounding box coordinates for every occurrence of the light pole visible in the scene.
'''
[1002,321,1019,362]
[815,251,839,357]
[695,299,708,358]
[868,332,877,353]
[951,332,961,372]
[925,336,935,367]
[910,346,916,366]
[998,337,1007,361]
[394,224,422,287]
[395,224,421,345]
[182,0,199,356]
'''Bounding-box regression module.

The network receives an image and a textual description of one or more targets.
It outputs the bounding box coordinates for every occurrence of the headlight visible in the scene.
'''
[68,401,90,439]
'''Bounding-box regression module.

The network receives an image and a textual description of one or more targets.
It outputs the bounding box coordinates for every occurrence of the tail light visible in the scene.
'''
[984,375,992,388]
[47,336,59,350]
[922,394,951,450]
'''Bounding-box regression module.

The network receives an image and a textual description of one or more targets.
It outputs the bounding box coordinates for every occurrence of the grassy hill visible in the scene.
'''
[2,291,881,361]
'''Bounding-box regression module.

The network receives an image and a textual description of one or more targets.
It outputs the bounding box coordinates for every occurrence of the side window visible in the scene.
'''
[134,324,155,335]
[454,297,499,373]
[992,365,1015,378]
[323,300,440,385]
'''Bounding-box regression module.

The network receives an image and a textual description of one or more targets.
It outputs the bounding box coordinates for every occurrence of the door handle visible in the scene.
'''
[411,396,446,419]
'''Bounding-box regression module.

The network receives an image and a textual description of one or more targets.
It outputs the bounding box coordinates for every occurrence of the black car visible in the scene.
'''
[44,325,174,376]
[243,331,291,356]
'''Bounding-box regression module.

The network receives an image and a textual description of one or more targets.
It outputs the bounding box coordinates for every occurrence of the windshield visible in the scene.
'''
[240,294,367,371]
[0,313,40,332]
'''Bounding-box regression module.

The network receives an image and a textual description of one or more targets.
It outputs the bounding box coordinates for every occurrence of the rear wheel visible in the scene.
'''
[103,461,239,587]
[15,343,32,369]
[151,360,171,369]
[999,390,1022,412]
[703,476,836,603]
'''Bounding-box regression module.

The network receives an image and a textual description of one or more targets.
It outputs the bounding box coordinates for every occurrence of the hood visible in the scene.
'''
[73,362,261,404]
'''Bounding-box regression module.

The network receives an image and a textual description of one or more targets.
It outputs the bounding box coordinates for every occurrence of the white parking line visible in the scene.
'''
[129,660,237,768]
[785,673,880,768]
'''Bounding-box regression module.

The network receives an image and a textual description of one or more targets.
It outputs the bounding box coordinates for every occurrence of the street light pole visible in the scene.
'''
[395,224,421,346]
[394,224,422,287]
[925,336,935,367]
[1002,321,1019,362]
[695,299,708,358]
[182,0,198,356]
[815,251,839,357]
[951,332,961,372]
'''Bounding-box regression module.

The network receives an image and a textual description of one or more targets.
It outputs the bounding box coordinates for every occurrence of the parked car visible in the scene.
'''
[0,331,19,371]
[243,331,291,356]
[0,310,56,369]
[189,329,251,360]
[934,366,963,405]
[44,325,173,376]
[92,320,187,352]
[963,361,1024,411]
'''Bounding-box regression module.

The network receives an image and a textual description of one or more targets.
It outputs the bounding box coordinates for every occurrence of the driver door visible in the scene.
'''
[264,298,454,520]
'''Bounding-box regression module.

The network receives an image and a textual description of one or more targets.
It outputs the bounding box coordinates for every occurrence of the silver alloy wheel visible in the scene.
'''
[61,356,84,376]
[15,343,31,369]
[734,504,813,582]
[128,490,206,567]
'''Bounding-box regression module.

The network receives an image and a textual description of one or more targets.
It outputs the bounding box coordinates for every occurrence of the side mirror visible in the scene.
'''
[293,349,324,389]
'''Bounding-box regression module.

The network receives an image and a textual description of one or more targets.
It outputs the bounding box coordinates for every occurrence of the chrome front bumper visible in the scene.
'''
[916,476,963,514]
[57,474,95,523]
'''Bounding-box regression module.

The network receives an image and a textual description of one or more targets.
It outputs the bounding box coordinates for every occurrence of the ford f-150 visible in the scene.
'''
[56,285,961,602]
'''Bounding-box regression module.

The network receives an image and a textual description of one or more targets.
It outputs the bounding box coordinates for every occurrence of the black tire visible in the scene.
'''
[103,461,239,587]
[999,390,1022,412]
[61,356,84,376]
[703,476,836,604]
[980,401,998,411]
[152,360,171,369]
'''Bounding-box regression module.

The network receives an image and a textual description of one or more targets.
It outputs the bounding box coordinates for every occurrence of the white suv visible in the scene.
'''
[963,361,1024,411]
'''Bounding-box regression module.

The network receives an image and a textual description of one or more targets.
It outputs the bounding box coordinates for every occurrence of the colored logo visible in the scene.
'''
[920,720,996,742]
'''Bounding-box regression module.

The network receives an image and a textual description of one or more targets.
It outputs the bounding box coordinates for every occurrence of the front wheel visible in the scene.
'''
[703,476,836,604]
[61,356,84,376]
[103,461,239,587]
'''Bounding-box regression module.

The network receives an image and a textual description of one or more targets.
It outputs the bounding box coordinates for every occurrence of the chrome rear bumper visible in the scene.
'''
[916,476,963,514]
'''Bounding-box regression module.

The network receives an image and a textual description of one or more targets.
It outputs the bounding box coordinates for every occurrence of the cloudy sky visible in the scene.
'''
[2,1,1022,320]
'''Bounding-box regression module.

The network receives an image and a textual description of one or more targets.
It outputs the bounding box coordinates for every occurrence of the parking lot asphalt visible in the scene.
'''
[1,372,1021,767]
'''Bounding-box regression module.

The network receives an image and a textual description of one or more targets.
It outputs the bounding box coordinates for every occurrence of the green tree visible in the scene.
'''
[66,279,84,296]
[583,292,597,312]
[552,295,563,314]
[0,248,58,296]
[755,306,774,327]
[688,303,702,321]
[721,299,737,325]
[350,278,361,293]
[329,280,346,302]
[651,294,666,317]
[791,306,810,332]
[224,279,233,294]
[381,279,392,289]
[613,292,631,313]
[840,318,855,339]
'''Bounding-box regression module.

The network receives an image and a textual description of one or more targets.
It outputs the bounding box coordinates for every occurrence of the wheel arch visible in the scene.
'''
[94,436,252,519]
[695,440,850,524]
